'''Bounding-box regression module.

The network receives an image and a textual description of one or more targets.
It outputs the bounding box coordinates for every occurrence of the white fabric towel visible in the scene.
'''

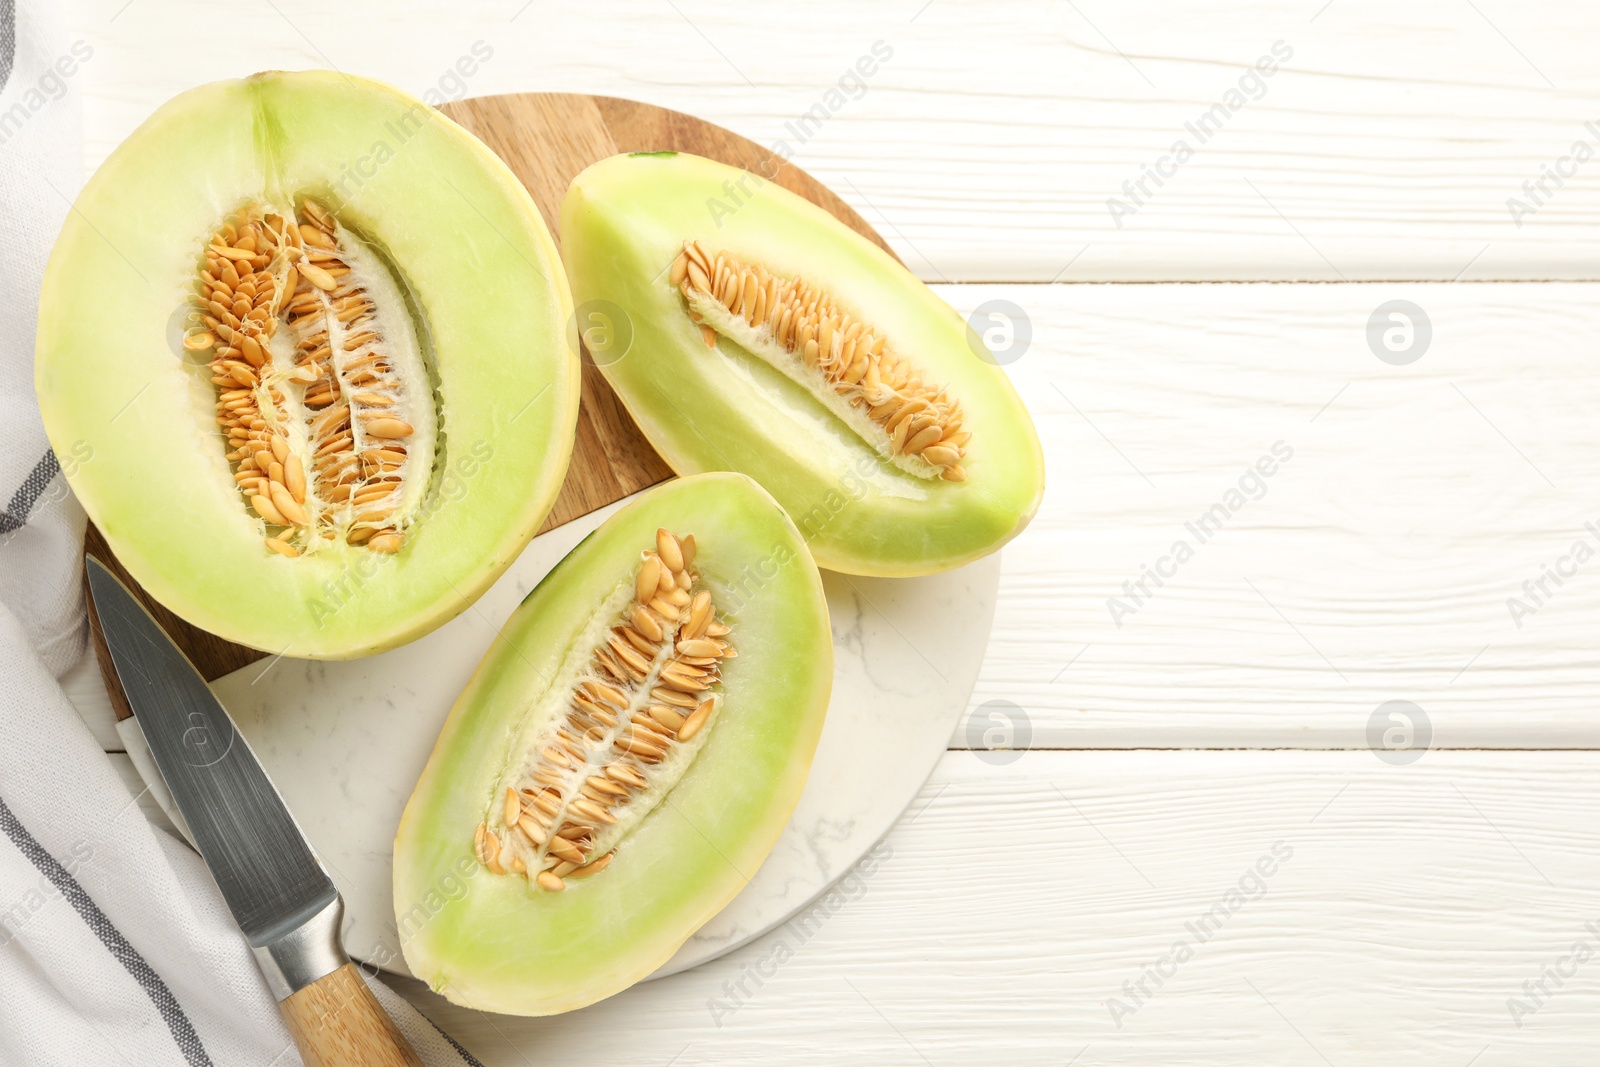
[0,6,477,1064]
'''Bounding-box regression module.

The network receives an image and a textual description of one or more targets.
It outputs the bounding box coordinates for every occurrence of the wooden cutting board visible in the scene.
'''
[85,92,897,713]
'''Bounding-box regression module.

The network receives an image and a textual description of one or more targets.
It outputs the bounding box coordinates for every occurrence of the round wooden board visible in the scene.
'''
[84,91,899,707]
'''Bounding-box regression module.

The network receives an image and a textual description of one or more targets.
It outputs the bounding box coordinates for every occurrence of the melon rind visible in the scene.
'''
[34,71,579,658]
[393,472,833,1016]
[560,151,1045,577]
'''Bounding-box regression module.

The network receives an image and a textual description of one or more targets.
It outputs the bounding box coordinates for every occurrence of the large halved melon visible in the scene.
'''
[394,473,832,1015]
[560,151,1044,576]
[35,71,578,658]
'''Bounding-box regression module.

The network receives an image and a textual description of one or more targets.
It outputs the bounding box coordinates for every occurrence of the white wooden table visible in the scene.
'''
[65,1,1600,1062]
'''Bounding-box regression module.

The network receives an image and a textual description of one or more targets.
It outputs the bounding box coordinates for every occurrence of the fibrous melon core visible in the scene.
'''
[669,240,968,482]
[188,197,437,558]
[475,527,733,893]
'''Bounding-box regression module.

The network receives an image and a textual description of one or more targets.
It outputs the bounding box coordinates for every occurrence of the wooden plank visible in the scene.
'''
[72,0,1600,281]
[391,750,1600,1064]
[959,280,1600,749]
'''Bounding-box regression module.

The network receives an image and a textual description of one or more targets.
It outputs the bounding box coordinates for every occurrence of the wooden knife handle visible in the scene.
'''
[280,963,424,1067]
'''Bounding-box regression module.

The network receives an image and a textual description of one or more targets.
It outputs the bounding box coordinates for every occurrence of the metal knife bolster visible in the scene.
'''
[252,895,350,1001]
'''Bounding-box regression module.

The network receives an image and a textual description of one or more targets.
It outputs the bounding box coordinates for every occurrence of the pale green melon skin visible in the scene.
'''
[560,152,1045,576]
[393,472,832,1016]
[34,72,579,657]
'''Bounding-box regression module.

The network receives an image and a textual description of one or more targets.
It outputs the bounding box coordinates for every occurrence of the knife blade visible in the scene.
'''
[87,557,422,1067]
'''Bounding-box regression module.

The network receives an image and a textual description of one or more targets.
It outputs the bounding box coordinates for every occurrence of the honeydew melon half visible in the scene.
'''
[560,151,1044,576]
[35,71,578,658]
[394,472,832,1015]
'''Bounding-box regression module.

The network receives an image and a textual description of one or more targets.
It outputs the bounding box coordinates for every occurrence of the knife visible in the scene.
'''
[86,557,424,1067]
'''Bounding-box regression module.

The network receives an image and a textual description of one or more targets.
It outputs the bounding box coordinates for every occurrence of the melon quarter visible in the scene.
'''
[35,71,579,658]
[561,151,1045,577]
[394,472,832,1015]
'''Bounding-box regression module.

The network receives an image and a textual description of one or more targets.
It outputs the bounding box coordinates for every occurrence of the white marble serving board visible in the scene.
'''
[128,487,998,982]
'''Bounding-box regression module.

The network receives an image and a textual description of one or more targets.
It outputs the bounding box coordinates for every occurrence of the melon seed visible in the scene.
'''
[670,240,967,481]
[263,537,298,558]
[477,529,732,889]
[568,852,615,879]
[677,698,715,742]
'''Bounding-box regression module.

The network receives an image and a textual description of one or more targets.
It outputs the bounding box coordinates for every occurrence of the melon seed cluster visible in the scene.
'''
[475,528,733,892]
[187,198,420,558]
[670,240,968,481]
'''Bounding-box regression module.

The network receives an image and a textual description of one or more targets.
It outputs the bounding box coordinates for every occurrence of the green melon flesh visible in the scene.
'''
[35,71,578,658]
[560,152,1044,576]
[393,473,832,1015]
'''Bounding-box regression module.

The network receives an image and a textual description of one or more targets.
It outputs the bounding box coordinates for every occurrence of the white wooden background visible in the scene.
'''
[64,0,1600,1062]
